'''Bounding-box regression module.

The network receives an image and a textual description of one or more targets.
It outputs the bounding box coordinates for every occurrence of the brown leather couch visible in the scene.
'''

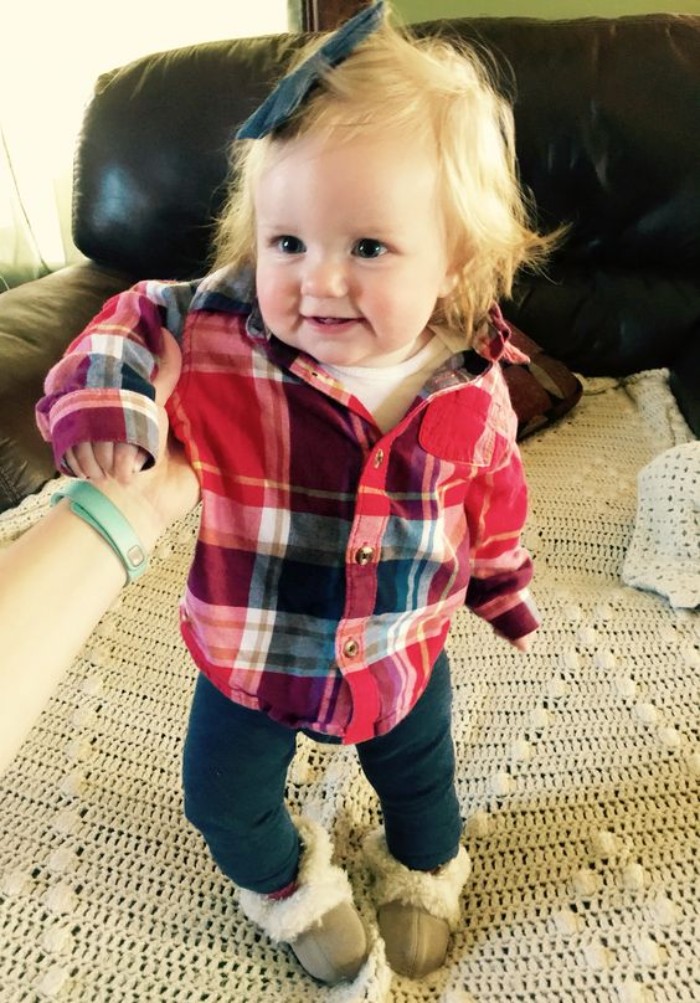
[0,14,698,511]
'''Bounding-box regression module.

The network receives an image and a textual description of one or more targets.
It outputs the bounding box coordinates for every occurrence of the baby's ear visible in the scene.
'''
[438,271,459,298]
[438,246,462,298]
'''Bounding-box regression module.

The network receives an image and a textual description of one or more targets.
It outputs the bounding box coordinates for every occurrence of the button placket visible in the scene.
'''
[337,438,390,670]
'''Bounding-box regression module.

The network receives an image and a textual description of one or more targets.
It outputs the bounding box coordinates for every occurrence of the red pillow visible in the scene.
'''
[504,325,583,440]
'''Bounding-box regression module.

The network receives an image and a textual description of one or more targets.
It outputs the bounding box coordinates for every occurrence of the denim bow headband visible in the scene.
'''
[236,1,386,140]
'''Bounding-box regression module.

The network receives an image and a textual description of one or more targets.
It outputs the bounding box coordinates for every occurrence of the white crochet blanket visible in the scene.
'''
[0,370,697,1003]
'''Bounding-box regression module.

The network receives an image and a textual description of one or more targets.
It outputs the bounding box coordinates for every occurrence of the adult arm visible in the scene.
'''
[0,346,199,776]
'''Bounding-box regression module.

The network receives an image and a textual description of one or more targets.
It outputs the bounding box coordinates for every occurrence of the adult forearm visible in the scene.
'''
[0,458,195,776]
[0,484,160,774]
[0,505,118,769]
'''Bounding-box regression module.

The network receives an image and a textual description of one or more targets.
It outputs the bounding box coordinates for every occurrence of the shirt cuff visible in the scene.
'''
[489,590,541,641]
[43,389,160,475]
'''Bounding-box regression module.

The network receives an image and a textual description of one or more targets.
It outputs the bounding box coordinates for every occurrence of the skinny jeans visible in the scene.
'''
[182,651,462,894]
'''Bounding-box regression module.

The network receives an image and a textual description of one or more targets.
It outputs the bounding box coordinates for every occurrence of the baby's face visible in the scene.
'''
[253,131,456,369]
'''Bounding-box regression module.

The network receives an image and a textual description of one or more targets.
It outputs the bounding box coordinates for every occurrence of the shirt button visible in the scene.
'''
[354,545,375,565]
[343,638,360,658]
[373,449,385,468]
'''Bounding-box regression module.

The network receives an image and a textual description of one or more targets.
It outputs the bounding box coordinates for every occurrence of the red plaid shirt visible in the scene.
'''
[37,267,539,743]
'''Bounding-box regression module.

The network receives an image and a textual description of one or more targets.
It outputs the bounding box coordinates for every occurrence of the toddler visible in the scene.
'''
[37,1,555,985]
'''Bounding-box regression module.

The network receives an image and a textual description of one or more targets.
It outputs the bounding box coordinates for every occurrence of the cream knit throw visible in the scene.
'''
[0,370,697,1002]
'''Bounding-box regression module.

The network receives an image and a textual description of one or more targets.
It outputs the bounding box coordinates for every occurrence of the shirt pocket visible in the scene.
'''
[419,387,511,467]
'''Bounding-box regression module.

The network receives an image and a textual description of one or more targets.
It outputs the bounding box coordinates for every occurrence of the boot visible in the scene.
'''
[238,816,368,984]
[364,830,471,979]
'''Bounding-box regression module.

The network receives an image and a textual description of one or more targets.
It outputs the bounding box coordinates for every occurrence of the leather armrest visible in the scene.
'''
[0,263,135,510]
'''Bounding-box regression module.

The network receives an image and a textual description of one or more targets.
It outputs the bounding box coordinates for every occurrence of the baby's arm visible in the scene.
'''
[465,437,540,649]
[36,280,192,479]
[63,321,183,482]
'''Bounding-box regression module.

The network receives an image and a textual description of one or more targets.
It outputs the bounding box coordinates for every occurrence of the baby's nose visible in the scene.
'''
[301,257,348,298]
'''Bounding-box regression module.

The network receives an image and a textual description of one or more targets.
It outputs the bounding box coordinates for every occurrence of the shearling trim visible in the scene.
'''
[238,815,354,944]
[363,830,472,930]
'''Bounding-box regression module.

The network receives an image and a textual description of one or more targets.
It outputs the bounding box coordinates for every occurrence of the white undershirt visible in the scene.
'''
[324,333,452,433]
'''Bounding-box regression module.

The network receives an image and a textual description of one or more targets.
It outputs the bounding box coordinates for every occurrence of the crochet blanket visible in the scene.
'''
[0,370,697,1003]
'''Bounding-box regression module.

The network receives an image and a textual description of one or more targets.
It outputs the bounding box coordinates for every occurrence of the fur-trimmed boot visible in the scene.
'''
[364,830,471,979]
[238,816,369,985]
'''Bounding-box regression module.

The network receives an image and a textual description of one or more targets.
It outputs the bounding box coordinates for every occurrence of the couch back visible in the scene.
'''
[73,15,700,393]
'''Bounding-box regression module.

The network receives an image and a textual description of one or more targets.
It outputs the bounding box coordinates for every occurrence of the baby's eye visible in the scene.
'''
[276,235,305,254]
[353,238,386,259]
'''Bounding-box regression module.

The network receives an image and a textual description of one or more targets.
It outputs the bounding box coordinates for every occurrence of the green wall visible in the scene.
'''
[396,1,700,21]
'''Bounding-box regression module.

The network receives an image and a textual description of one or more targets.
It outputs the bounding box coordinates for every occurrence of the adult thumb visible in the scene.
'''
[153,328,182,405]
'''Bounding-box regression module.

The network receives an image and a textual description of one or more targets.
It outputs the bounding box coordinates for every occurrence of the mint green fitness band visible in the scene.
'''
[51,480,149,583]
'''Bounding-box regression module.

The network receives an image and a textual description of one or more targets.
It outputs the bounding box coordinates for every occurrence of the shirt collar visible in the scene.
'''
[473,305,530,364]
[190,265,528,366]
[190,265,256,314]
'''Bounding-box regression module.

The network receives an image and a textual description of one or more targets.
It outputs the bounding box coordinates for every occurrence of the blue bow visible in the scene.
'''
[236,1,386,140]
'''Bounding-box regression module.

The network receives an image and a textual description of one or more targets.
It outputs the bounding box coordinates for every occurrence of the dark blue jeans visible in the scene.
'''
[182,651,462,894]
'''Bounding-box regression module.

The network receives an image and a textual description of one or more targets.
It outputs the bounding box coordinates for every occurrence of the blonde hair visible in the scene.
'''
[213,14,558,339]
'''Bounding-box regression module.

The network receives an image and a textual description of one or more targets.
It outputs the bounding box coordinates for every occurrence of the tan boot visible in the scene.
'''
[290,899,368,984]
[377,900,451,979]
[364,830,471,979]
[238,816,368,985]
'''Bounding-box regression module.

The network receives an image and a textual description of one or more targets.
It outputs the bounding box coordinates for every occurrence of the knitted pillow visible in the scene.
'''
[503,325,583,441]
[622,442,700,609]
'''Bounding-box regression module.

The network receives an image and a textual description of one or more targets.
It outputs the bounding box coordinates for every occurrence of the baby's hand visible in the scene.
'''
[510,632,535,653]
[494,629,536,652]
[65,441,148,484]
[63,328,181,485]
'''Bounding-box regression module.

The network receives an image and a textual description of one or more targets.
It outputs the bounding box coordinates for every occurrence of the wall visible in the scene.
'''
[1,1,289,286]
[395,0,700,21]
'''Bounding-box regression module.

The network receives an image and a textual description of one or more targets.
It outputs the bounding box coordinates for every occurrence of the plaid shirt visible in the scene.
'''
[37,267,540,743]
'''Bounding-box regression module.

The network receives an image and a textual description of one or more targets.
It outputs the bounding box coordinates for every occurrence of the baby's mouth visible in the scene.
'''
[311,316,354,325]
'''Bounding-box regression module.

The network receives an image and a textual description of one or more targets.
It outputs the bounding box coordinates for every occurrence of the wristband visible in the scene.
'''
[51,480,149,583]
